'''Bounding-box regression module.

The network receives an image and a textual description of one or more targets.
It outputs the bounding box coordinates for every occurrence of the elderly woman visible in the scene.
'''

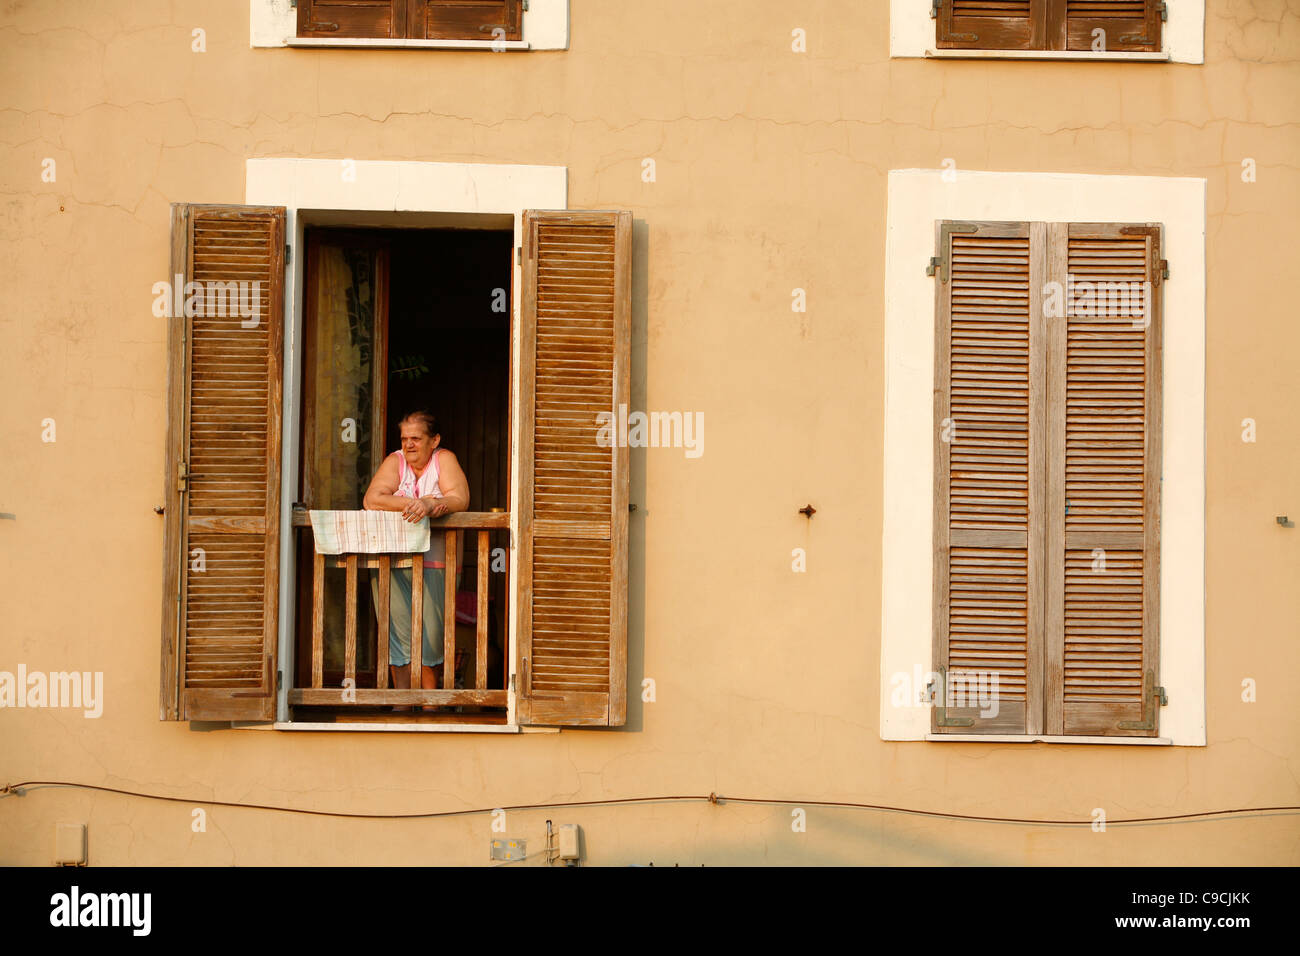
[363,409,469,698]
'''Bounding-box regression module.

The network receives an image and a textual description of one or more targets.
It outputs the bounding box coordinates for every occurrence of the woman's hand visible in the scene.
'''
[400,497,431,522]
[422,496,450,518]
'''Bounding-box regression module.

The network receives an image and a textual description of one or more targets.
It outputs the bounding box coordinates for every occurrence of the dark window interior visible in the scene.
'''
[293,225,513,718]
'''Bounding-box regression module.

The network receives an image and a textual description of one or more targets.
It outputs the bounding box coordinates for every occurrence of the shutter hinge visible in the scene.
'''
[522,0,530,11]
[927,222,979,284]
[509,671,517,693]
[1117,670,1168,731]
[285,243,291,267]
[177,459,188,493]
[932,665,976,728]
[930,0,941,18]
[1159,258,1169,281]
[1159,1,1168,21]
[276,669,283,690]
[516,246,522,265]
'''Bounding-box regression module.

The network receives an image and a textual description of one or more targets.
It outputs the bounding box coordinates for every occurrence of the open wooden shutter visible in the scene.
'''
[160,204,286,721]
[1045,222,1162,736]
[932,222,1046,733]
[416,1,523,41]
[298,0,406,38]
[517,210,631,727]
[1062,0,1162,52]
[937,0,1046,50]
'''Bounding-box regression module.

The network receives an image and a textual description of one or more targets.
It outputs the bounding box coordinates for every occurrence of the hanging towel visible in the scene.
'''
[309,510,431,555]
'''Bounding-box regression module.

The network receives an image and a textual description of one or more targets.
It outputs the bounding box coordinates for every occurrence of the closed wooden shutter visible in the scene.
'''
[1063,0,1161,52]
[937,0,1046,50]
[517,210,631,727]
[932,222,1046,733]
[160,205,286,721]
[1045,222,1162,735]
[417,1,523,41]
[298,0,406,39]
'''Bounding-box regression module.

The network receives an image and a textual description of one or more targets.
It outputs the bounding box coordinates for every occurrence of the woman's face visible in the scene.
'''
[399,419,439,469]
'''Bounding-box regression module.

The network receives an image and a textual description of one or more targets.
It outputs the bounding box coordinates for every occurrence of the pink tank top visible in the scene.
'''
[393,449,444,569]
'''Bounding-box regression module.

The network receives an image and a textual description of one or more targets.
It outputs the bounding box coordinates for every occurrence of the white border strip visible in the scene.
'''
[881,168,1207,746]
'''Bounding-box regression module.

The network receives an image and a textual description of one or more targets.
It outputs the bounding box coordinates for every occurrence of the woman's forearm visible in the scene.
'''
[365,493,410,512]
[422,493,469,514]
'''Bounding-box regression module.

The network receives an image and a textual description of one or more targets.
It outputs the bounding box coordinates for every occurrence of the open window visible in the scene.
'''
[291,223,514,724]
[160,203,632,729]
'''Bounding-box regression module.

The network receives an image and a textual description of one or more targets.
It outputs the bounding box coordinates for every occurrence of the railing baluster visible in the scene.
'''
[312,551,325,689]
[344,553,357,688]
[300,512,510,711]
[409,554,423,690]
[477,530,489,689]
[376,555,390,688]
[444,530,458,689]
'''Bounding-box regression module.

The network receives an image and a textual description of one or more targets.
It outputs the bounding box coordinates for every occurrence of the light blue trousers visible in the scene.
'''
[370,565,445,668]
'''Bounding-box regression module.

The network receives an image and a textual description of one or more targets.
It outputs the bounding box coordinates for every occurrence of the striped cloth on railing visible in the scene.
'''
[308,510,430,555]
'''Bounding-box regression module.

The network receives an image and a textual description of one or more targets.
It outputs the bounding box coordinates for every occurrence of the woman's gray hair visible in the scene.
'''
[400,409,440,439]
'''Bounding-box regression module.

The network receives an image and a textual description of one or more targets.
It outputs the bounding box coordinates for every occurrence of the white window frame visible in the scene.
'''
[881,168,1207,746]
[251,0,569,51]
[242,157,567,732]
[890,0,1204,63]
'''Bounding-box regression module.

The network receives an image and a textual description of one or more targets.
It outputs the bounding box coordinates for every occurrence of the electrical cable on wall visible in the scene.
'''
[3,780,1296,829]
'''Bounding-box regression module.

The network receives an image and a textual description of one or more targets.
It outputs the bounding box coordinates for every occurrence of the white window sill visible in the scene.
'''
[924,49,1169,61]
[925,734,1171,745]
[232,721,559,734]
[285,38,530,51]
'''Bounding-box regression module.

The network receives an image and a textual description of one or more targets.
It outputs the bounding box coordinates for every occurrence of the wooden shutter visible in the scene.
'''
[517,210,631,727]
[937,0,1046,50]
[1062,0,1162,52]
[160,205,286,721]
[932,222,1046,733]
[298,0,406,38]
[417,1,523,41]
[1045,222,1162,736]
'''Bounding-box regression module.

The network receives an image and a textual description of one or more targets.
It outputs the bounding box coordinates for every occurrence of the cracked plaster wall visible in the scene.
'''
[0,0,1296,865]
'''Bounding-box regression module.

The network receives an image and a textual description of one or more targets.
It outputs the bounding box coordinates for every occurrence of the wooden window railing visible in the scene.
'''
[288,511,509,710]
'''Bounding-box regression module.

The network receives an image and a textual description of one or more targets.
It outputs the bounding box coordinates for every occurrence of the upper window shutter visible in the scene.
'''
[1063,0,1162,52]
[416,1,523,41]
[516,210,631,727]
[932,221,1046,734]
[160,204,286,721]
[1044,222,1162,736]
[937,0,1046,50]
[298,0,407,39]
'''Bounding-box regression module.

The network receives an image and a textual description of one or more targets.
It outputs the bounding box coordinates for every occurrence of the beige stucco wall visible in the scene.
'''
[1,1,1297,865]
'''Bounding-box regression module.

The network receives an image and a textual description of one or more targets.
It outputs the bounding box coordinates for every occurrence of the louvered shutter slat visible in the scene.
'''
[934,222,1045,733]
[939,0,1045,50]
[1064,0,1161,51]
[518,211,631,727]
[160,205,285,721]
[417,1,523,41]
[298,0,406,38]
[1047,222,1161,736]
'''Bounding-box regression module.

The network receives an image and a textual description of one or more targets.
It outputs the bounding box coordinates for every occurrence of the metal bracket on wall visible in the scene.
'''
[1117,670,1168,731]
[926,223,979,284]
